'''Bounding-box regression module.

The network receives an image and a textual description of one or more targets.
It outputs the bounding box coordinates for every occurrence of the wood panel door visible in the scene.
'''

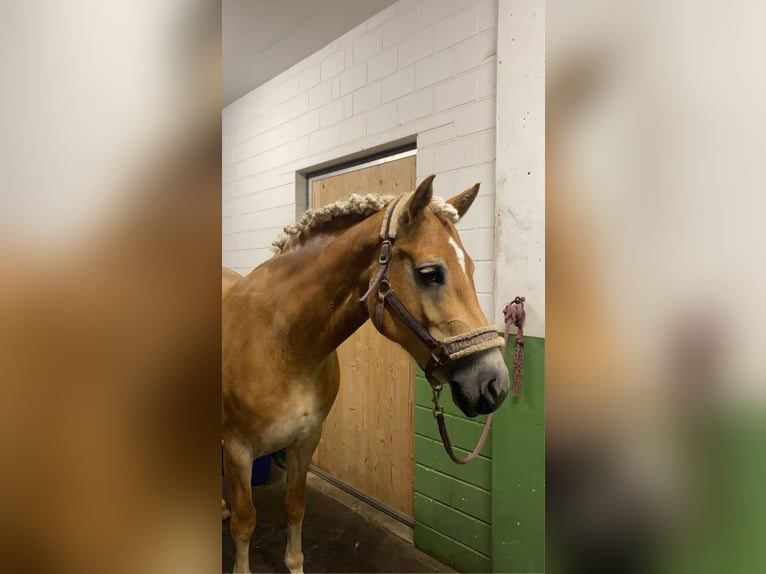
[310,155,416,518]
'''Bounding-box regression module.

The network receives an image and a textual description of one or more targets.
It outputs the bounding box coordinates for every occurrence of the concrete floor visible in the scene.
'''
[222,465,452,573]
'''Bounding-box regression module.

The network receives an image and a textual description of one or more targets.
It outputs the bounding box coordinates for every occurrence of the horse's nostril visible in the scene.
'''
[487,378,500,400]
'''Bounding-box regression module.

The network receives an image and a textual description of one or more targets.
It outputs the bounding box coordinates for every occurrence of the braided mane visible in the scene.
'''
[271,192,459,254]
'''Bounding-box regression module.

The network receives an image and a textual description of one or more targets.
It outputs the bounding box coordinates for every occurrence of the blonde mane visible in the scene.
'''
[271,192,459,253]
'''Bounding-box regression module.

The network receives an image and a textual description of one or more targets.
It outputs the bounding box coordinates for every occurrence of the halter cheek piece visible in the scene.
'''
[360,194,505,464]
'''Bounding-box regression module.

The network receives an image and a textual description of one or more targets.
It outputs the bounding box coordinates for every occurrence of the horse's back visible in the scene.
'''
[222,266,243,299]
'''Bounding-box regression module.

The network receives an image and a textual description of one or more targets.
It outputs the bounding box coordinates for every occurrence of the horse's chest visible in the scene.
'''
[259,395,327,451]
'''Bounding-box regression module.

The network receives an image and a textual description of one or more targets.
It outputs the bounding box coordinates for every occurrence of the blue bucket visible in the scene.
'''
[251,455,272,485]
[220,447,272,486]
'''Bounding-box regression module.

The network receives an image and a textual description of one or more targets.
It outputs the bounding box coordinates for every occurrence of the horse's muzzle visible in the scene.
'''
[447,348,510,417]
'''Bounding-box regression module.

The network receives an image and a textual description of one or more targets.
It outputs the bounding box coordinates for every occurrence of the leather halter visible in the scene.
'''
[360,195,505,464]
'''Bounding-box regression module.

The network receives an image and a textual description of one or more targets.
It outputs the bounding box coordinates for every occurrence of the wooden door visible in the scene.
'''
[310,155,416,518]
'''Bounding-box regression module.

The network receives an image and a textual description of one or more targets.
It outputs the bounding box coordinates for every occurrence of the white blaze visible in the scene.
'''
[448,236,467,275]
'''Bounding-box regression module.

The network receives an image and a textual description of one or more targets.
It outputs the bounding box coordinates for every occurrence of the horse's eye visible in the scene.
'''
[417,265,445,285]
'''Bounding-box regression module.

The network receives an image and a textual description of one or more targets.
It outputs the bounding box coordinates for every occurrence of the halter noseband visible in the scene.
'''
[359,194,505,464]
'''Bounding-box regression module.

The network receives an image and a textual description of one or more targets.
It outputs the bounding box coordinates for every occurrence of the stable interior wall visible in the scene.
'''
[222,0,544,572]
[223,0,500,323]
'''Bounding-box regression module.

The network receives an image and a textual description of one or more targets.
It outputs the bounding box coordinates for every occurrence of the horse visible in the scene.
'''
[222,174,510,573]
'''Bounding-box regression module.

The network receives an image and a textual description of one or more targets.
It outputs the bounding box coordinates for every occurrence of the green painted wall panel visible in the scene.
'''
[491,336,545,573]
[415,523,492,574]
[416,434,492,491]
[415,464,492,523]
[415,405,494,453]
[414,335,544,573]
[415,494,492,556]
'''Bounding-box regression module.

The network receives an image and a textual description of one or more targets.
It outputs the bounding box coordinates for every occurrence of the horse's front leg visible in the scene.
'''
[284,430,321,574]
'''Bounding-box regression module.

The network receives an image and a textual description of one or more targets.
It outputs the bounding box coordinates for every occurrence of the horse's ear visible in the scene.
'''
[402,174,435,225]
[447,183,480,218]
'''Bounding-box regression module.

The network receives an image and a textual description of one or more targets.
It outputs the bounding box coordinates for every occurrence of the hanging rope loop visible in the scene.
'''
[503,296,526,397]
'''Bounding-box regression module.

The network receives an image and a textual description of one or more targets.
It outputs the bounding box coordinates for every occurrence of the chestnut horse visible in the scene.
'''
[222,175,509,573]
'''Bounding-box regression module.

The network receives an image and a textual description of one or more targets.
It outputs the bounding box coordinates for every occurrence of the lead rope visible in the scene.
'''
[503,296,526,397]
[432,297,526,464]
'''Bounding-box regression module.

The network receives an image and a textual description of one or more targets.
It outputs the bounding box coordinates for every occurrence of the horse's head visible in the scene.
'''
[366,175,510,417]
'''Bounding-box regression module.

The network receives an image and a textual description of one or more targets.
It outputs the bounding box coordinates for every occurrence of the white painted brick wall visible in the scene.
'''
[223,0,502,322]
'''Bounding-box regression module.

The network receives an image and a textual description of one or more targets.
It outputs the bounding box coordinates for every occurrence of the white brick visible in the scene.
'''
[308,125,339,154]
[236,116,262,143]
[278,75,300,102]
[391,104,450,136]
[320,50,345,81]
[382,66,415,103]
[473,260,493,292]
[344,95,353,119]
[368,47,398,82]
[397,88,433,124]
[340,62,367,95]
[477,129,495,162]
[267,118,299,148]
[319,99,344,128]
[434,71,476,111]
[298,110,320,136]
[222,198,236,218]
[236,154,264,178]
[234,135,261,163]
[283,93,308,120]
[288,136,308,159]
[416,148,434,177]
[299,65,321,92]
[352,81,381,114]
[233,204,295,233]
[479,0,498,31]
[478,293,493,320]
[398,26,434,68]
[260,142,290,170]
[434,6,479,52]
[339,115,366,144]
[382,12,416,48]
[476,61,495,98]
[309,81,332,109]
[223,147,235,167]
[235,225,286,250]
[366,101,397,135]
[432,138,478,172]
[456,193,493,231]
[364,3,398,30]
[225,248,272,269]
[330,76,340,99]
[418,123,456,147]
[353,28,381,63]
[435,162,494,198]
[230,169,289,199]
[456,227,494,261]
[344,44,353,67]
[455,98,496,135]
[455,30,496,71]
[415,48,456,89]
[222,233,238,251]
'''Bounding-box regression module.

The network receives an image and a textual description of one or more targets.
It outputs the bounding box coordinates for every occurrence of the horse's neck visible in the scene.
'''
[265,214,382,366]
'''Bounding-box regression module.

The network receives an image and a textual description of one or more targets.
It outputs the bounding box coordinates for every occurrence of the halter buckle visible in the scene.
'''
[431,384,444,418]
[378,240,392,263]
